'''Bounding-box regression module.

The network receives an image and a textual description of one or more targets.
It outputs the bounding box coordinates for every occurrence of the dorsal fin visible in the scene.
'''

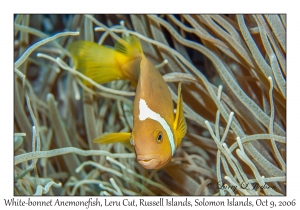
[173,82,187,147]
[114,35,143,67]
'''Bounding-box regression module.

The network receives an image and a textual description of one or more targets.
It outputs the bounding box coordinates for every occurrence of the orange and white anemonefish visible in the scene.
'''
[68,35,187,169]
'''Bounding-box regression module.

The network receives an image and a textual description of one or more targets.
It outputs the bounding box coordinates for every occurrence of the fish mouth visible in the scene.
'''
[137,154,161,169]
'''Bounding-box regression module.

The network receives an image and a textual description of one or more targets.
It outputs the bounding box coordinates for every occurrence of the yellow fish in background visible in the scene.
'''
[68,35,187,169]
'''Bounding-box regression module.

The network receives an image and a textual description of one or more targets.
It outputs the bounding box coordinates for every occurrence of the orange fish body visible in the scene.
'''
[68,35,186,169]
[133,55,176,169]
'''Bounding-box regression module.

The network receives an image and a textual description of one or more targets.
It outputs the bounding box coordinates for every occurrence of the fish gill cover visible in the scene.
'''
[14,14,286,196]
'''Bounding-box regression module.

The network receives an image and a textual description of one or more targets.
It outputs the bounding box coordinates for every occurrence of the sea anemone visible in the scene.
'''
[14,14,286,195]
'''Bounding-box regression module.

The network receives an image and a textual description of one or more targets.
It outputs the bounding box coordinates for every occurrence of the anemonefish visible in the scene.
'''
[68,35,187,169]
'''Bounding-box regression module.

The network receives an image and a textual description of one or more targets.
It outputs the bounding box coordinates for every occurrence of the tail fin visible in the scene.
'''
[68,35,143,87]
[68,41,125,86]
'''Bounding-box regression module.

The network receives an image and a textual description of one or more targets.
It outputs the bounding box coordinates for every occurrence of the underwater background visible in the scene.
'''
[14,14,286,196]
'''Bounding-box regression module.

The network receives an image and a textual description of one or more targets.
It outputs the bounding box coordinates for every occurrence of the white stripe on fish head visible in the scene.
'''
[138,99,175,156]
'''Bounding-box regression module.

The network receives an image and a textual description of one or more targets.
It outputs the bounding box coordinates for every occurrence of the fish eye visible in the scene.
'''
[157,131,163,143]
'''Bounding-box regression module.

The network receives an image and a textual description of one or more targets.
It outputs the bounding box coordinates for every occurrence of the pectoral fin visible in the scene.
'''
[173,83,187,147]
[93,132,133,150]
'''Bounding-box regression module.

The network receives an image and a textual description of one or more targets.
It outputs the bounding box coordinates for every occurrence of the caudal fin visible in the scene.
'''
[68,35,143,87]
[68,41,125,86]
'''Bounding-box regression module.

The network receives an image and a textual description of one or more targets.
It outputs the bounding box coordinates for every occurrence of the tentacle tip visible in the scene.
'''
[204,120,210,127]
[269,54,275,60]
[94,26,104,31]
[120,20,125,27]
[46,93,55,102]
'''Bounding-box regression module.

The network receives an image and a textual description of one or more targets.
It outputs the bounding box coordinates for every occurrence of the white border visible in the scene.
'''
[2,1,297,209]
